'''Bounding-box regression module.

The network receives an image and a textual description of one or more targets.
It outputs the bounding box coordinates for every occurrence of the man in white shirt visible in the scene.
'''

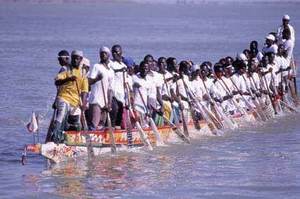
[282,28,295,64]
[211,64,237,115]
[190,64,206,102]
[248,58,262,95]
[277,14,295,45]
[261,54,283,114]
[200,62,215,95]
[233,63,255,110]
[110,45,128,129]
[261,55,278,91]
[132,61,151,127]
[262,34,278,55]
[157,57,176,122]
[174,60,200,128]
[87,46,114,130]
[146,59,164,125]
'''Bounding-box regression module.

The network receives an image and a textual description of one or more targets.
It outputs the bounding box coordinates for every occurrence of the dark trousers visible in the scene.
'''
[110,97,123,127]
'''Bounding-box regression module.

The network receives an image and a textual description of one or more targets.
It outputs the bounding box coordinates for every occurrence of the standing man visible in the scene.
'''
[87,47,114,130]
[282,28,294,63]
[211,64,236,115]
[45,50,70,142]
[132,61,151,127]
[48,50,89,143]
[157,57,174,121]
[110,45,128,129]
[277,14,295,45]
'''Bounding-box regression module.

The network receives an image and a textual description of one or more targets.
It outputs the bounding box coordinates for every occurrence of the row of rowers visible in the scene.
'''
[47,16,295,143]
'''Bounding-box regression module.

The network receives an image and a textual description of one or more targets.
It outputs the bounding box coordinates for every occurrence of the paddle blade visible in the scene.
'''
[149,118,164,146]
[135,121,153,151]
[173,128,191,144]
[107,114,117,154]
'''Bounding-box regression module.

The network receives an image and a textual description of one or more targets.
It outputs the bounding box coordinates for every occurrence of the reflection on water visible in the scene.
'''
[29,152,175,198]
[20,114,300,199]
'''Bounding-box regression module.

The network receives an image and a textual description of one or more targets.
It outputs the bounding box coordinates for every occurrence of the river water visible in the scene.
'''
[0,1,300,198]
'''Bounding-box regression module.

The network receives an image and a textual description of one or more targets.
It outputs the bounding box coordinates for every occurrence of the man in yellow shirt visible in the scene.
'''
[48,50,88,143]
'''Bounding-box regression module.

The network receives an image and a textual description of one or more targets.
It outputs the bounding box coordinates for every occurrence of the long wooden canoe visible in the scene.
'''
[24,111,256,163]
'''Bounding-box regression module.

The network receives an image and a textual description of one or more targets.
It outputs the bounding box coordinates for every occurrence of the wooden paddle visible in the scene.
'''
[229,75,263,121]
[100,78,117,153]
[161,73,190,143]
[121,69,136,148]
[260,73,278,115]
[174,78,189,137]
[180,76,202,130]
[45,86,60,143]
[136,87,164,146]
[247,74,269,121]
[218,78,247,115]
[290,59,298,97]
[181,77,221,132]
[45,108,57,143]
[200,76,237,130]
[124,73,153,150]
[74,74,94,158]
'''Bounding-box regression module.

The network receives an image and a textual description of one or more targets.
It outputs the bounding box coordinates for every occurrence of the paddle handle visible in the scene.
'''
[100,78,117,153]
[175,79,189,137]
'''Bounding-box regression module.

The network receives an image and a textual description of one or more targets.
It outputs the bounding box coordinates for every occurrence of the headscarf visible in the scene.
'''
[99,46,111,57]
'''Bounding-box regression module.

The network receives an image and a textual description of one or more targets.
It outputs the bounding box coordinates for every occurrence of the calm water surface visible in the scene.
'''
[0,2,300,198]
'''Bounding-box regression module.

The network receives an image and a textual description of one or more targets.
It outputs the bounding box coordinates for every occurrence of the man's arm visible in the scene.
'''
[88,73,103,85]
[55,76,76,86]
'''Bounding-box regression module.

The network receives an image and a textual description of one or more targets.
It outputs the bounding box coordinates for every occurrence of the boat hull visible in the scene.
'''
[25,112,256,163]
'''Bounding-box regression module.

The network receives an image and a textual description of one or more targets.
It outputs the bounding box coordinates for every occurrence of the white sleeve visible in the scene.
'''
[281,57,290,69]
[271,71,278,87]
[253,74,261,89]
[88,64,99,79]
[156,74,163,89]
[285,40,294,60]
[238,77,247,93]
[108,72,114,90]
[290,25,296,43]
[210,82,223,99]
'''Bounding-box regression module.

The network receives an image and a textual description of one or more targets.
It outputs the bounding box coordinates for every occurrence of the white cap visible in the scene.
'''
[191,64,200,72]
[237,53,247,61]
[266,34,275,41]
[99,46,111,57]
[71,50,83,57]
[81,57,90,67]
[283,14,290,20]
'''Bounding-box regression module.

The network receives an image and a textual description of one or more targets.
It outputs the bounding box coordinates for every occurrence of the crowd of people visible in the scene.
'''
[46,14,297,144]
